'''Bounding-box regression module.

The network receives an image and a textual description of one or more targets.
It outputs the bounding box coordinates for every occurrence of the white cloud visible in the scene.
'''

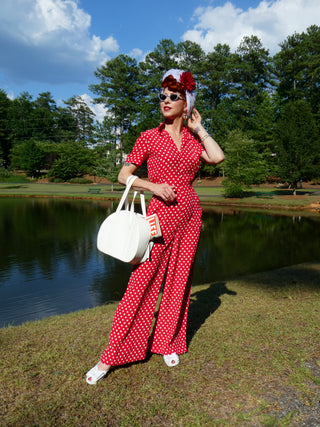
[0,0,119,84]
[79,93,107,122]
[183,0,320,54]
[7,91,15,101]
[129,48,144,59]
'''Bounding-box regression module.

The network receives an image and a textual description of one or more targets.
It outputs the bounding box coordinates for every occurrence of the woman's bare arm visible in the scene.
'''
[187,108,225,165]
[118,163,177,203]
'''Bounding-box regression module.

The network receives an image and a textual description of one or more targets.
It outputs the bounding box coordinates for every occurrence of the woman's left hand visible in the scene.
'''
[187,108,203,133]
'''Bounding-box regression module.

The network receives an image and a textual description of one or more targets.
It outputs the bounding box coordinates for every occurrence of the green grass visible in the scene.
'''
[1,182,320,212]
[0,174,30,183]
[0,182,125,199]
[1,262,319,426]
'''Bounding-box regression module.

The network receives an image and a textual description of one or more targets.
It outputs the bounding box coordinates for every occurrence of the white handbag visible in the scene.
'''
[97,175,153,264]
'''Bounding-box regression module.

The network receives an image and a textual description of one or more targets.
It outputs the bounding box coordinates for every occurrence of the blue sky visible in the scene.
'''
[0,0,319,120]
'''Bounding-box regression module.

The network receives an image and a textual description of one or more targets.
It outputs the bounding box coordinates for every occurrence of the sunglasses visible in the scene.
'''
[158,93,185,102]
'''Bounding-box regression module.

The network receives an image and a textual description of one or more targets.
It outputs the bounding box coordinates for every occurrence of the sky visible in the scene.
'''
[0,0,319,121]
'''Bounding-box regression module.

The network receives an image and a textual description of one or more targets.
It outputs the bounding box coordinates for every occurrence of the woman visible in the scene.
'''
[86,69,225,384]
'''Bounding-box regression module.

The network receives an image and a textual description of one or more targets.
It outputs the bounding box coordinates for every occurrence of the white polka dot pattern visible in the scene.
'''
[100,123,204,366]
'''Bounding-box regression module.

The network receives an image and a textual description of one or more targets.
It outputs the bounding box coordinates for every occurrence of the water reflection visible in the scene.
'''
[0,198,319,327]
[194,208,320,285]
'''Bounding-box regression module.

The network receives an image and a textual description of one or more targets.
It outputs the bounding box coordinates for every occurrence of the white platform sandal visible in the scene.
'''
[86,363,110,385]
[163,353,180,367]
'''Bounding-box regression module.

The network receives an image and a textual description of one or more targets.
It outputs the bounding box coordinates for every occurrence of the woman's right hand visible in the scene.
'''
[118,165,176,203]
[151,183,176,203]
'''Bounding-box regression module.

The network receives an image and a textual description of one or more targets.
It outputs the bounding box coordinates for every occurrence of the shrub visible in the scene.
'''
[223,179,246,198]
[47,143,95,181]
[0,168,11,179]
[0,169,29,183]
[11,140,46,177]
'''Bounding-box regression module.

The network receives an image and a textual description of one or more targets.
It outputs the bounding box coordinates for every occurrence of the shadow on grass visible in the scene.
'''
[187,282,237,345]
[2,185,28,189]
[273,189,314,196]
[243,189,316,199]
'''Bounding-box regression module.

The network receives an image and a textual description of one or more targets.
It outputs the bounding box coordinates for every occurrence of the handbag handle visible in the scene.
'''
[131,191,147,217]
[116,175,147,217]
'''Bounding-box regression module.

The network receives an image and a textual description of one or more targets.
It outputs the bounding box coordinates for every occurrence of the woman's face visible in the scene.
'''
[160,87,187,121]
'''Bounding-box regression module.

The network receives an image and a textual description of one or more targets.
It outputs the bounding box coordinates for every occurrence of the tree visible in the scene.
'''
[54,106,78,143]
[11,139,46,176]
[32,92,57,142]
[90,55,142,156]
[232,35,272,100]
[222,130,267,197]
[139,39,180,132]
[246,92,278,178]
[274,25,320,115]
[8,92,34,144]
[199,43,232,113]
[200,37,275,179]
[140,39,179,88]
[273,100,320,192]
[0,90,11,167]
[65,96,95,145]
[305,26,320,114]
[94,148,122,182]
[176,40,205,76]
[274,31,307,103]
[48,143,95,181]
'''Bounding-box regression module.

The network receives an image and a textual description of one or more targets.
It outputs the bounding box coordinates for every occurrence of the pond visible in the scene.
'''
[0,197,319,327]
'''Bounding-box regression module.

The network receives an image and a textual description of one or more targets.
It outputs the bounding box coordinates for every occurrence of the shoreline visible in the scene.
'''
[1,185,320,214]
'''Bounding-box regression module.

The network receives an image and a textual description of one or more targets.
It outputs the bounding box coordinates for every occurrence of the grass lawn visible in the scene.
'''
[1,182,320,213]
[0,182,125,198]
[1,262,319,426]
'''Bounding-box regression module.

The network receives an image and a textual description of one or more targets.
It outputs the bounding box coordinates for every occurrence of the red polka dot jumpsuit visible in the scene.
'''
[100,123,204,366]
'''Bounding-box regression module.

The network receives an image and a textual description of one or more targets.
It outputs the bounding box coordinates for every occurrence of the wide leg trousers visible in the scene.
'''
[100,200,202,366]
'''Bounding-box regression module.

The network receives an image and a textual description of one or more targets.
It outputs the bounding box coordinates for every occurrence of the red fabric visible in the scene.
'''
[100,124,204,365]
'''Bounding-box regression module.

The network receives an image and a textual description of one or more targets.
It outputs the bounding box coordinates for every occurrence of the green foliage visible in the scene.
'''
[48,143,96,181]
[32,92,57,141]
[64,96,95,145]
[140,39,179,91]
[198,43,232,113]
[0,168,29,183]
[94,148,122,182]
[90,54,142,154]
[10,139,46,176]
[201,164,217,177]
[233,35,272,99]
[222,180,246,198]
[0,167,11,179]
[176,40,206,75]
[274,100,320,188]
[0,90,11,168]
[274,25,320,115]
[222,130,267,197]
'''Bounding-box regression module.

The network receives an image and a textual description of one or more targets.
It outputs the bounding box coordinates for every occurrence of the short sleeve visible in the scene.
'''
[126,132,149,166]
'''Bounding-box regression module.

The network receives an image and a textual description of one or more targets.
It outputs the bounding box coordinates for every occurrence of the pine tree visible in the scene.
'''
[274,100,320,192]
